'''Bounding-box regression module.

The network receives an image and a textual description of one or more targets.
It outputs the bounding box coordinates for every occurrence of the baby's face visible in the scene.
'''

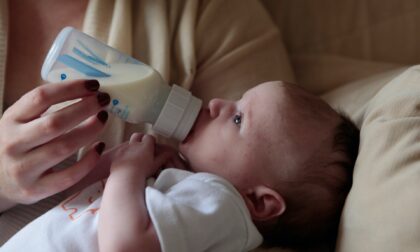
[179,81,338,191]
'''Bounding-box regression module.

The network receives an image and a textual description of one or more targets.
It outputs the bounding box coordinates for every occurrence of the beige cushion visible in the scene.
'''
[290,54,402,95]
[322,66,420,252]
[322,67,407,126]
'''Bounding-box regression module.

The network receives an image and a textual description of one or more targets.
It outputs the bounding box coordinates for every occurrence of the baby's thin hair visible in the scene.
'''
[262,113,359,249]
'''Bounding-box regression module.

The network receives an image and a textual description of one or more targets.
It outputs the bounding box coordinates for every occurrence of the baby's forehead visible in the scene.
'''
[248,82,340,149]
[250,82,318,106]
[279,83,338,120]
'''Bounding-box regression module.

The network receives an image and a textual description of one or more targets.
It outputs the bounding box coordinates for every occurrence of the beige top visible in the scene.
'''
[0,0,295,244]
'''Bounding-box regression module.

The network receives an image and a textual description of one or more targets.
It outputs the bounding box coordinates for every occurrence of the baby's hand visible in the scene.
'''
[155,144,188,171]
[109,133,171,178]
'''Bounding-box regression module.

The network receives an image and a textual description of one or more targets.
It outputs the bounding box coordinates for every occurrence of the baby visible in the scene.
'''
[176,81,359,248]
[2,81,359,251]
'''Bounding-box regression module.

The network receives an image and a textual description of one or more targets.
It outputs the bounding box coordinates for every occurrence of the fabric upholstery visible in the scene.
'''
[323,66,420,252]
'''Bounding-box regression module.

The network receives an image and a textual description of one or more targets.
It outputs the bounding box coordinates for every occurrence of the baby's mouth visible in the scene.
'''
[182,127,194,144]
[182,108,203,144]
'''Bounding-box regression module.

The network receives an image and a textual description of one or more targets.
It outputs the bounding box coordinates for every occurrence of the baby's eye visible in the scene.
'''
[233,113,242,126]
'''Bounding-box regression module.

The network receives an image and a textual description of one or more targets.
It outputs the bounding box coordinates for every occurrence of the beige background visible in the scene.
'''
[261,0,420,93]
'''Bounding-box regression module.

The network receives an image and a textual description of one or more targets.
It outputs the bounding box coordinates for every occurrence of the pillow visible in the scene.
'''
[323,66,420,251]
[322,67,407,127]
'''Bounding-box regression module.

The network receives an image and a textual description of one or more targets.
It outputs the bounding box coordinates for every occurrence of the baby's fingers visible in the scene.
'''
[141,134,156,145]
[156,150,186,170]
[130,134,156,153]
[129,132,144,144]
[154,150,179,171]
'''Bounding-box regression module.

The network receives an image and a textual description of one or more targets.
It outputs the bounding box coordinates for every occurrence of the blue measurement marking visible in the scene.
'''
[73,47,109,66]
[58,54,110,77]
[76,40,109,67]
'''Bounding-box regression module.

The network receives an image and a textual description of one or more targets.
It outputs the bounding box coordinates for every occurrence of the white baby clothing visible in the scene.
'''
[1,169,262,252]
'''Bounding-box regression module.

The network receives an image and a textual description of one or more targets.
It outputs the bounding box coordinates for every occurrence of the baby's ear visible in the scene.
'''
[242,186,286,222]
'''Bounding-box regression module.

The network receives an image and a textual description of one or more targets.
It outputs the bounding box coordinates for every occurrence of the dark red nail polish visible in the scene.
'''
[97,92,110,106]
[97,111,108,124]
[85,80,100,91]
[95,142,105,155]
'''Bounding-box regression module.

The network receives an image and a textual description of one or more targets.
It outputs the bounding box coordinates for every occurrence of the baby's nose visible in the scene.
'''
[208,98,224,118]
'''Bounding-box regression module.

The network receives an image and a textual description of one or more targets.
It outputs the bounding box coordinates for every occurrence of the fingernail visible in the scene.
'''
[97,92,110,106]
[97,111,108,124]
[95,142,106,155]
[85,80,100,91]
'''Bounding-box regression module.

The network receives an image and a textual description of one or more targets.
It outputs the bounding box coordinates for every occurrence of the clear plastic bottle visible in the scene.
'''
[41,27,202,141]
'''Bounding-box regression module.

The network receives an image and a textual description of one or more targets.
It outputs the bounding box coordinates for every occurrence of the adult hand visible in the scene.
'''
[0,79,110,212]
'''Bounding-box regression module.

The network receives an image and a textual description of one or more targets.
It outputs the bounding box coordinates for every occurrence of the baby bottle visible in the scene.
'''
[41,27,202,141]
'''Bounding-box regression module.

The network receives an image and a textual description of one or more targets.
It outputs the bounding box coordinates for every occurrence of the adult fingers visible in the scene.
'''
[6,79,100,122]
[23,111,108,177]
[34,142,106,200]
[20,93,110,150]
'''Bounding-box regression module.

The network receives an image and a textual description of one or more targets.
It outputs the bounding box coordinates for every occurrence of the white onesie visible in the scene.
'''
[1,168,262,252]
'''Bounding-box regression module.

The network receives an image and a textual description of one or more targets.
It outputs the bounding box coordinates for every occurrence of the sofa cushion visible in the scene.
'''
[323,66,420,252]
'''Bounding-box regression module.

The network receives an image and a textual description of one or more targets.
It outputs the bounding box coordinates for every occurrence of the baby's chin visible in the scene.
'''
[180,108,202,144]
[178,133,195,157]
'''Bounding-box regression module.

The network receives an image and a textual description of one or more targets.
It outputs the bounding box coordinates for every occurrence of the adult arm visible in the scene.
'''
[0,80,109,212]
